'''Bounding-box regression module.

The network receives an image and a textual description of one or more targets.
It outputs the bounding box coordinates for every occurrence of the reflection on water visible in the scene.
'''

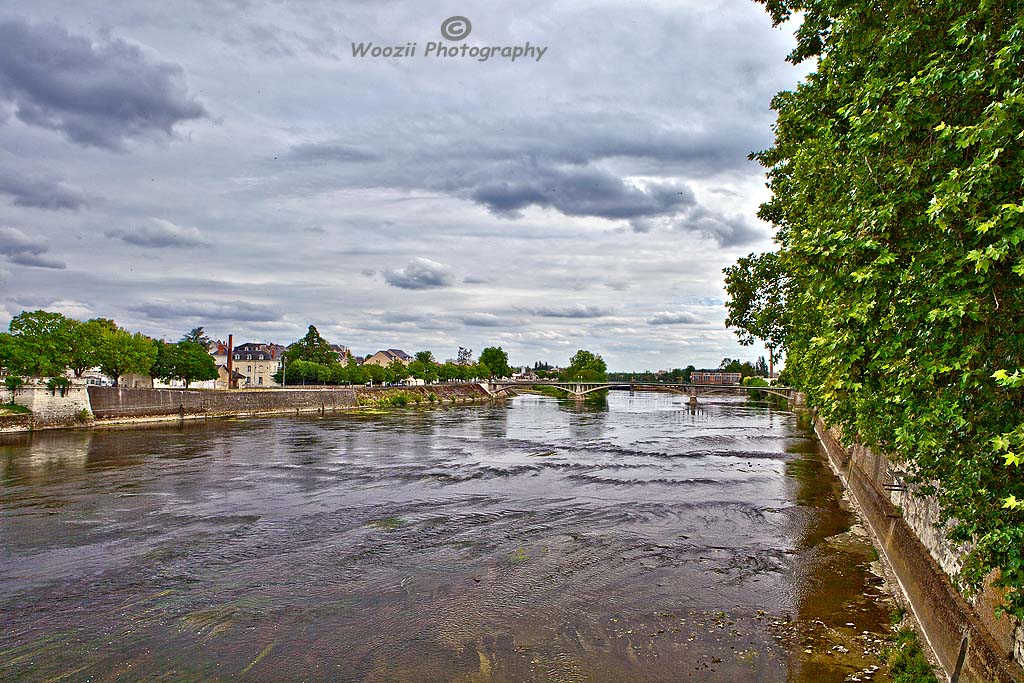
[0,392,893,682]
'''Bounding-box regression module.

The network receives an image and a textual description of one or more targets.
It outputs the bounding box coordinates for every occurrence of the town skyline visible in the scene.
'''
[0,1,811,369]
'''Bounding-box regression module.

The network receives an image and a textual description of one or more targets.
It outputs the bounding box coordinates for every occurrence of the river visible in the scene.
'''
[1,391,895,682]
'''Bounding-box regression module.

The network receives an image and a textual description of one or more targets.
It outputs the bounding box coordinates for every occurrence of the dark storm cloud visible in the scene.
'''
[467,166,694,220]
[284,117,765,244]
[530,305,614,319]
[648,311,703,325]
[132,300,281,323]
[382,258,455,290]
[0,18,207,149]
[0,226,65,269]
[0,168,85,210]
[106,219,207,248]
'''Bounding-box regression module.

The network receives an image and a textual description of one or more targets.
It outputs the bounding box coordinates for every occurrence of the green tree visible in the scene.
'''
[285,325,338,366]
[388,358,410,383]
[478,347,511,379]
[438,362,461,382]
[366,363,387,385]
[67,319,115,378]
[170,342,218,387]
[723,251,788,375]
[560,350,607,382]
[410,351,439,383]
[150,340,176,381]
[96,327,157,387]
[181,327,212,347]
[4,374,24,402]
[347,358,368,385]
[740,0,1024,617]
[4,310,74,377]
[0,333,14,373]
[471,362,489,381]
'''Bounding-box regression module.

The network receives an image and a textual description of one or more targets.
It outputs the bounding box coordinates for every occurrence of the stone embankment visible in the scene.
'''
[812,411,1024,682]
[0,384,491,432]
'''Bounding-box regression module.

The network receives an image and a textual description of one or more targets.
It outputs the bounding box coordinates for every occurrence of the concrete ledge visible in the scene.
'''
[814,416,1024,683]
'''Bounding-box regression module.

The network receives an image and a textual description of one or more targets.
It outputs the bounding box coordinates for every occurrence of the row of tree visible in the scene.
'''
[724,0,1024,617]
[605,357,770,384]
[0,311,218,387]
[275,326,516,386]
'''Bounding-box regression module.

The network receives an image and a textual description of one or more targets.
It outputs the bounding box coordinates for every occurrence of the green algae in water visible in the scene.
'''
[368,516,405,531]
[507,547,529,565]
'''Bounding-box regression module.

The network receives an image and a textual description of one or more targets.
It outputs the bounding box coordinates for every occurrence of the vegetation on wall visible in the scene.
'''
[725,0,1024,616]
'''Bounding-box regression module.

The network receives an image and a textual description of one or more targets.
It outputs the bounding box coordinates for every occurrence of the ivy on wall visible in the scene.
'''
[729,0,1024,617]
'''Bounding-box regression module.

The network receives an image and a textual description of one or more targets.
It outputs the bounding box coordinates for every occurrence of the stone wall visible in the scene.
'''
[87,383,490,422]
[814,416,1024,682]
[0,385,92,430]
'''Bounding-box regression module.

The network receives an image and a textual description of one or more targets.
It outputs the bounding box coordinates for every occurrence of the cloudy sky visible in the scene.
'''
[0,0,809,370]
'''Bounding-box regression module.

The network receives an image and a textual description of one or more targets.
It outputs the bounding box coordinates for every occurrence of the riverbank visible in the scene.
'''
[808,408,1024,683]
[0,384,492,433]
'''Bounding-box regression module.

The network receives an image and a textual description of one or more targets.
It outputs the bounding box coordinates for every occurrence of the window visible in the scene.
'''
[258,376,263,386]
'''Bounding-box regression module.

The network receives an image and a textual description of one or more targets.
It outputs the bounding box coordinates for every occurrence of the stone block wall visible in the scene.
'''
[0,385,92,429]
[87,383,490,421]
[815,416,1024,681]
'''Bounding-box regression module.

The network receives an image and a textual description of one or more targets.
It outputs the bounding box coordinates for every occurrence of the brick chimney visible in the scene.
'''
[226,334,234,389]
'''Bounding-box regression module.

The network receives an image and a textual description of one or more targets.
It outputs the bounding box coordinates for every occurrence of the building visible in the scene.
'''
[216,365,247,390]
[119,373,154,389]
[691,371,742,385]
[329,344,351,362]
[209,339,232,367]
[232,342,285,388]
[362,349,412,367]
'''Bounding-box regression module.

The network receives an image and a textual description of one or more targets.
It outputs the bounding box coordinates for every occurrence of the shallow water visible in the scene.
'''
[0,392,893,682]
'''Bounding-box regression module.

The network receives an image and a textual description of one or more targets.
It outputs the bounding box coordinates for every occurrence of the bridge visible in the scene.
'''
[482,380,795,403]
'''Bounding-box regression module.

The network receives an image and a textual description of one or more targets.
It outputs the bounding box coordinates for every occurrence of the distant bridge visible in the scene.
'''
[482,380,795,402]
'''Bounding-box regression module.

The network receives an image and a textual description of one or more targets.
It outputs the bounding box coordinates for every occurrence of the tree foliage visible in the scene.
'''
[723,251,788,371]
[560,350,607,382]
[285,325,338,366]
[478,347,511,379]
[67,319,115,378]
[181,327,212,347]
[96,327,157,387]
[152,341,218,387]
[737,0,1024,616]
[3,310,74,377]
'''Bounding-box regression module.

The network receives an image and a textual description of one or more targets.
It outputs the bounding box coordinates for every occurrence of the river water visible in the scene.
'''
[1,392,895,682]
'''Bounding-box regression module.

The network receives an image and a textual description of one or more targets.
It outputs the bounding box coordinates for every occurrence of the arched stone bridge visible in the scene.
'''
[482,380,795,403]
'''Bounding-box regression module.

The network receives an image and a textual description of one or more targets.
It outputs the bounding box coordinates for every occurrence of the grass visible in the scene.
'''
[882,616,938,683]
[0,402,30,415]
